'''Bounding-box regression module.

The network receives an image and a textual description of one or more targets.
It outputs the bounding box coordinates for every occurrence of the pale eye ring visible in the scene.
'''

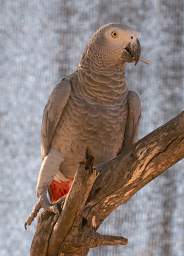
[111,31,118,38]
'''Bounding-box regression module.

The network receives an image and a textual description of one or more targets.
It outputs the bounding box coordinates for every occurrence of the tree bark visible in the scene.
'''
[30,111,184,256]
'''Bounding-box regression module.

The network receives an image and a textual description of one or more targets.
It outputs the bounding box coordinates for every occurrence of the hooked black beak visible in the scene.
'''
[124,38,141,65]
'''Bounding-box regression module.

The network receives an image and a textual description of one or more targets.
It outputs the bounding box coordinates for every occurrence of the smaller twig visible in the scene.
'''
[70,227,128,249]
[140,56,151,64]
[93,233,128,247]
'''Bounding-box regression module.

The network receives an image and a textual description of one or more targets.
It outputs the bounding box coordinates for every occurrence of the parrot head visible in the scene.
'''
[86,23,141,66]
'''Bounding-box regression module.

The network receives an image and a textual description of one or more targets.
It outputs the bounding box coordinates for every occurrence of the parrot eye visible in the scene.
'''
[111,31,118,38]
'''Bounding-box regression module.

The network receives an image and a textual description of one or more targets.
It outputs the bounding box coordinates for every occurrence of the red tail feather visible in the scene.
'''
[49,178,73,204]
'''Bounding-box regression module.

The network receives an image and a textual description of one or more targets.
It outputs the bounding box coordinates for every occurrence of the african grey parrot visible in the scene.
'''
[25,23,141,227]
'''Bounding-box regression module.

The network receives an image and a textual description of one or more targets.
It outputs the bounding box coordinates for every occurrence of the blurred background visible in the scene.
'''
[0,0,184,255]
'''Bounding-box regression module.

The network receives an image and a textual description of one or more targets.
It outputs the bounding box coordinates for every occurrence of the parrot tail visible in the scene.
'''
[49,178,73,204]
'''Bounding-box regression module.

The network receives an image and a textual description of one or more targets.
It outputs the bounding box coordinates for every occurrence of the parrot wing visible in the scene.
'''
[41,77,71,159]
[119,90,141,154]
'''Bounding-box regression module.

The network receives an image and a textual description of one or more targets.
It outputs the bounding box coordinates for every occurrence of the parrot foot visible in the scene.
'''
[40,192,60,214]
[25,177,72,229]
[24,192,60,230]
[24,199,41,230]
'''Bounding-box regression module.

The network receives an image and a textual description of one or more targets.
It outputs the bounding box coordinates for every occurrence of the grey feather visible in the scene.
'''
[41,77,71,159]
[121,90,141,152]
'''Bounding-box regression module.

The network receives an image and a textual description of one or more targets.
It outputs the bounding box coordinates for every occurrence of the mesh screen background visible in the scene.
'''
[0,1,184,255]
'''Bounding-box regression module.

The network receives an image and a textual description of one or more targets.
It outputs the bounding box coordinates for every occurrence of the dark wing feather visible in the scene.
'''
[118,90,141,154]
[41,77,71,159]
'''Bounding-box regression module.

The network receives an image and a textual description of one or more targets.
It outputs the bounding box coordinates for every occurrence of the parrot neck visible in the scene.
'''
[76,56,128,104]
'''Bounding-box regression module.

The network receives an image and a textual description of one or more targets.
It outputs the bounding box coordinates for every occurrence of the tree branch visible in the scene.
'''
[30,111,184,256]
[48,151,98,256]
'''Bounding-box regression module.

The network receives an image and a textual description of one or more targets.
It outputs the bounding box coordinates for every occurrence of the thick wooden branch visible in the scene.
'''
[30,111,184,256]
[84,111,184,225]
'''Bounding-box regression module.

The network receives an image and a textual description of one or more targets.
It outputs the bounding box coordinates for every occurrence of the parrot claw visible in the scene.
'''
[24,198,42,230]
[24,191,61,230]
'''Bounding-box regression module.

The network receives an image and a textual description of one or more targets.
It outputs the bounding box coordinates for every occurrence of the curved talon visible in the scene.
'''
[25,215,34,230]
[24,222,28,230]
[24,199,41,230]
[24,215,35,230]
[24,200,61,230]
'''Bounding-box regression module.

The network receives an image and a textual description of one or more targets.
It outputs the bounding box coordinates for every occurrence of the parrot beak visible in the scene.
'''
[124,38,141,65]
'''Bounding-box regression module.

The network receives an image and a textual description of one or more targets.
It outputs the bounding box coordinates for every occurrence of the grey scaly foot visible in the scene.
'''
[39,190,59,214]
[24,198,41,230]
[24,190,59,230]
